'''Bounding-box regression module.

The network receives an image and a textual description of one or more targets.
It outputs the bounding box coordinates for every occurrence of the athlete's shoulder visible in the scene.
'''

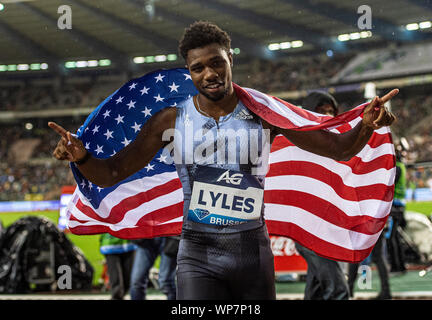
[176,96,194,109]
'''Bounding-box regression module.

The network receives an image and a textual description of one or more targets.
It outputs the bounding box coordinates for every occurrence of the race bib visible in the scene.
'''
[188,166,263,226]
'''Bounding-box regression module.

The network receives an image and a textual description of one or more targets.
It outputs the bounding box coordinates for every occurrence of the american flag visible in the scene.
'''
[66,68,395,263]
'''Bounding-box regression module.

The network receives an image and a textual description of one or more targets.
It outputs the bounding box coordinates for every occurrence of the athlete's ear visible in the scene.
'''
[228,50,233,68]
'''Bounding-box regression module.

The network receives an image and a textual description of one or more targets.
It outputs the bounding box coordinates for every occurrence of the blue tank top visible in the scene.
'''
[174,97,271,233]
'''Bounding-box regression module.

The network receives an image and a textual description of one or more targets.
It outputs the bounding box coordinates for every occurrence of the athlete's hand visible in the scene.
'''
[48,121,87,162]
[362,89,398,129]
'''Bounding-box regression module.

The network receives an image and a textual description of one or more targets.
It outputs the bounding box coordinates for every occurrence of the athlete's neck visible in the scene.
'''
[195,91,238,120]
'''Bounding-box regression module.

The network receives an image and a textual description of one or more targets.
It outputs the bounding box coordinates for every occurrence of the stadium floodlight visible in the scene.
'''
[17,64,29,71]
[65,61,75,68]
[0,3,4,11]
[75,60,88,68]
[279,42,291,49]
[360,31,372,38]
[291,40,303,48]
[145,56,155,63]
[40,63,48,70]
[155,55,167,62]
[268,43,280,51]
[98,59,111,66]
[349,32,361,40]
[419,21,432,29]
[0,65,7,72]
[87,60,98,67]
[406,23,419,30]
[7,64,16,71]
[30,63,41,70]
[167,54,177,61]
[133,56,146,64]
[337,34,350,42]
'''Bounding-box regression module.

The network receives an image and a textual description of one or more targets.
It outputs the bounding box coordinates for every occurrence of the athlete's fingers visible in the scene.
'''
[373,105,386,126]
[48,121,68,139]
[379,89,399,104]
[374,108,396,127]
[65,131,80,146]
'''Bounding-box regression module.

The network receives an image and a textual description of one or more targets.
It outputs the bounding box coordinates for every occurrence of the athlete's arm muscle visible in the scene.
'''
[49,107,177,188]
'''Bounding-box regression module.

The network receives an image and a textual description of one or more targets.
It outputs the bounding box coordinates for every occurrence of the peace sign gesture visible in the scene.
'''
[48,121,87,162]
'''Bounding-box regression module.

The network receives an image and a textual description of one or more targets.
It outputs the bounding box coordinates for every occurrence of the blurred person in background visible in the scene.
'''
[347,231,391,299]
[294,91,350,300]
[130,237,177,300]
[99,233,136,300]
[387,145,408,274]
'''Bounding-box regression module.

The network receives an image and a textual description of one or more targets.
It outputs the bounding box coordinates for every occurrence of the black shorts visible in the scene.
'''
[176,224,276,300]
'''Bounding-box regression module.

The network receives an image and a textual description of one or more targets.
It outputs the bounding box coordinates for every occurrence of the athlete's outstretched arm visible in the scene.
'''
[272,89,398,161]
[48,107,177,188]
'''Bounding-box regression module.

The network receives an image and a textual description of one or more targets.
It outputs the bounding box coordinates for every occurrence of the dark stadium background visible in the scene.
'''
[0,0,432,299]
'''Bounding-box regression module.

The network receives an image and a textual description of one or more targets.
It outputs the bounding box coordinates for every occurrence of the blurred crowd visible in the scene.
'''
[0,124,77,201]
[1,53,431,201]
[234,52,355,92]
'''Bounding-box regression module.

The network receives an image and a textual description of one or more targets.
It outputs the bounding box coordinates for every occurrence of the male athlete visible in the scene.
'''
[49,21,397,300]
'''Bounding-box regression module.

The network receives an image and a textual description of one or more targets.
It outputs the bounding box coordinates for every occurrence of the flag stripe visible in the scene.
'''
[265,162,395,201]
[264,203,382,250]
[264,190,388,234]
[265,220,374,263]
[264,176,393,218]
[75,178,182,224]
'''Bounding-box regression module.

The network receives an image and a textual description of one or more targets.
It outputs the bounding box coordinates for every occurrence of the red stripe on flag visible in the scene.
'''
[68,222,182,239]
[264,190,389,234]
[75,178,182,224]
[266,220,374,263]
[266,161,395,202]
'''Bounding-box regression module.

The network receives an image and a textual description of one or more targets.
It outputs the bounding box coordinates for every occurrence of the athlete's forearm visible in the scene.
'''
[75,107,176,188]
[336,120,374,161]
[275,120,374,162]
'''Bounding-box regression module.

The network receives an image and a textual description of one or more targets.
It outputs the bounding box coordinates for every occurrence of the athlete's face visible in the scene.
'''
[186,43,233,102]
[315,103,336,117]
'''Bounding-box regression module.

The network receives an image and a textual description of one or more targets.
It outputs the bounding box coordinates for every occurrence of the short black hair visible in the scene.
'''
[302,91,338,115]
[178,21,231,60]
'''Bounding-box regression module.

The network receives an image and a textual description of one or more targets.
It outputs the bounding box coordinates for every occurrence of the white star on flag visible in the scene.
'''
[184,73,192,80]
[115,114,124,124]
[169,82,179,92]
[142,107,152,117]
[129,82,137,90]
[80,180,86,188]
[88,181,93,190]
[154,94,165,102]
[140,86,150,95]
[156,154,168,163]
[144,163,155,172]
[102,109,111,118]
[155,73,165,83]
[85,142,91,150]
[115,96,124,104]
[127,100,136,109]
[131,122,141,133]
[103,129,114,140]
[95,145,104,155]
[121,137,132,147]
[92,125,100,134]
